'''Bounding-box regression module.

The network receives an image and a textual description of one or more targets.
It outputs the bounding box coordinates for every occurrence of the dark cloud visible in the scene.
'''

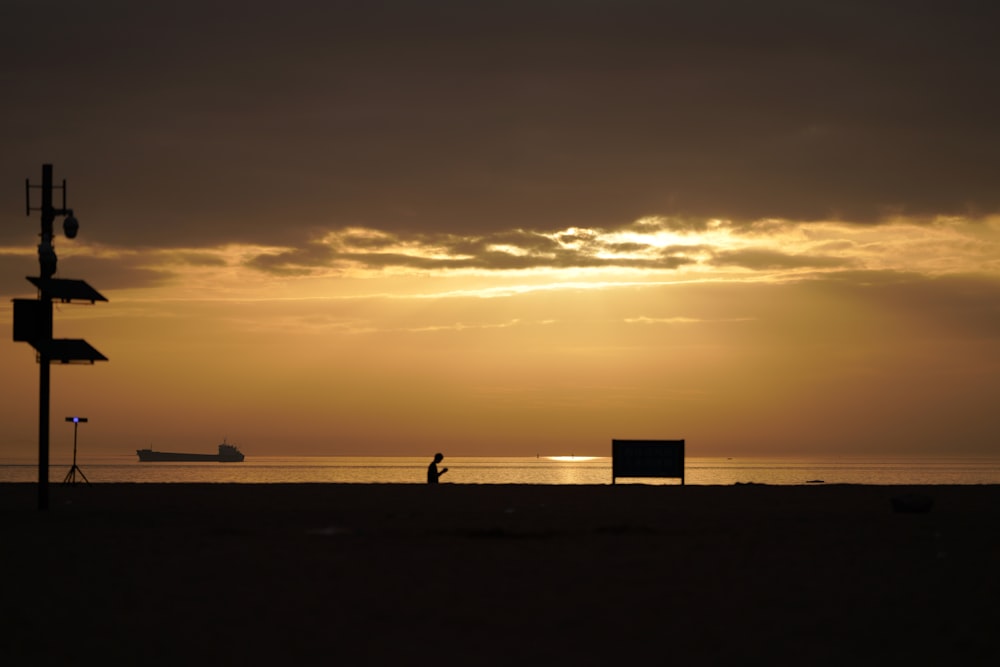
[245,246,337,276]
[167,252,227,268]
[55,255,175,292]
[447,230,563,257]
[245,226,699,274]
[1,255,174,298]
[3,1,999,251]
[710,249,856,271]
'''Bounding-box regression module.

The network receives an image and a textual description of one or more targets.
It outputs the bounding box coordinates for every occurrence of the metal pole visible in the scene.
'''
[38,164,54,510]
[63,417,89,485]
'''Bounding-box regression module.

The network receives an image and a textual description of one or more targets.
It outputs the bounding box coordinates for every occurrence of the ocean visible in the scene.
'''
[2,455,1000,485]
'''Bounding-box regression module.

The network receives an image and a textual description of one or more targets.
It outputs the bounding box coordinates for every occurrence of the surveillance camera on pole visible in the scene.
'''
[63,215,79,239]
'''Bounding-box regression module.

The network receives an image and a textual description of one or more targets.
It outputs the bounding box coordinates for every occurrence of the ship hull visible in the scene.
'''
[137,451,243,462]
[137,444,245,463]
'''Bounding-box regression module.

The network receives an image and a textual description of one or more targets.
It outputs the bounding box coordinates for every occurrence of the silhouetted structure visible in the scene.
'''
[612,439,685,484]
[62,416,89,485]
[137,441,245,462]
[427,453,448,483]
[15,164,107,509]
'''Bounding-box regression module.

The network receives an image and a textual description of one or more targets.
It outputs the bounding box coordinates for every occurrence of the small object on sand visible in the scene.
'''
[891,493,934,514]
[806,479,825,484]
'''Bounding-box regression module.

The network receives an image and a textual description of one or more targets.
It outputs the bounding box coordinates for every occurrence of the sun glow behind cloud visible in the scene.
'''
[3,214,998,458]
[80,214,1000,302]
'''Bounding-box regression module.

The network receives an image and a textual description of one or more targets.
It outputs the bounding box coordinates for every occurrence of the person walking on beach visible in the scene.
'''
[427,453,448,484]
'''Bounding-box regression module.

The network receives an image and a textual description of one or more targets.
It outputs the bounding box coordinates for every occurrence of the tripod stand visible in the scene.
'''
[63,417,90,485]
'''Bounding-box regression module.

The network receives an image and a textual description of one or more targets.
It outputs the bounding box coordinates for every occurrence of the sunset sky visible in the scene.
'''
[1,1,998,458]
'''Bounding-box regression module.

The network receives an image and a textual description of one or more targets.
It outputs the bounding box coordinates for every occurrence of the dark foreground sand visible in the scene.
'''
[3,483,998,665]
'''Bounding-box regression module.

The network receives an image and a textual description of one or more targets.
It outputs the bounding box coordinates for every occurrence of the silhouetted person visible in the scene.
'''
[427,452,448,484]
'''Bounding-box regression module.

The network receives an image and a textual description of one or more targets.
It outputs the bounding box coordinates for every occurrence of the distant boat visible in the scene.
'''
[137,441,245,463]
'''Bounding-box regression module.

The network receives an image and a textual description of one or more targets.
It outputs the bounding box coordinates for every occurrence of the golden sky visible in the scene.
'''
[1,2,999,457]
[2,215,998,457]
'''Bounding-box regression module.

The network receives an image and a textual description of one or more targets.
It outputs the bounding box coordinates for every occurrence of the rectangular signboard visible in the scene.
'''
[612,439,685,484]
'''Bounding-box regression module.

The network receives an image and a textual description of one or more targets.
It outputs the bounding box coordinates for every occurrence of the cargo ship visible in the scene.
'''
[136,441,245,462]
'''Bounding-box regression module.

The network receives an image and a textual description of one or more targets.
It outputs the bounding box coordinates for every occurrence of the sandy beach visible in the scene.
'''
[3,482,998,665]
